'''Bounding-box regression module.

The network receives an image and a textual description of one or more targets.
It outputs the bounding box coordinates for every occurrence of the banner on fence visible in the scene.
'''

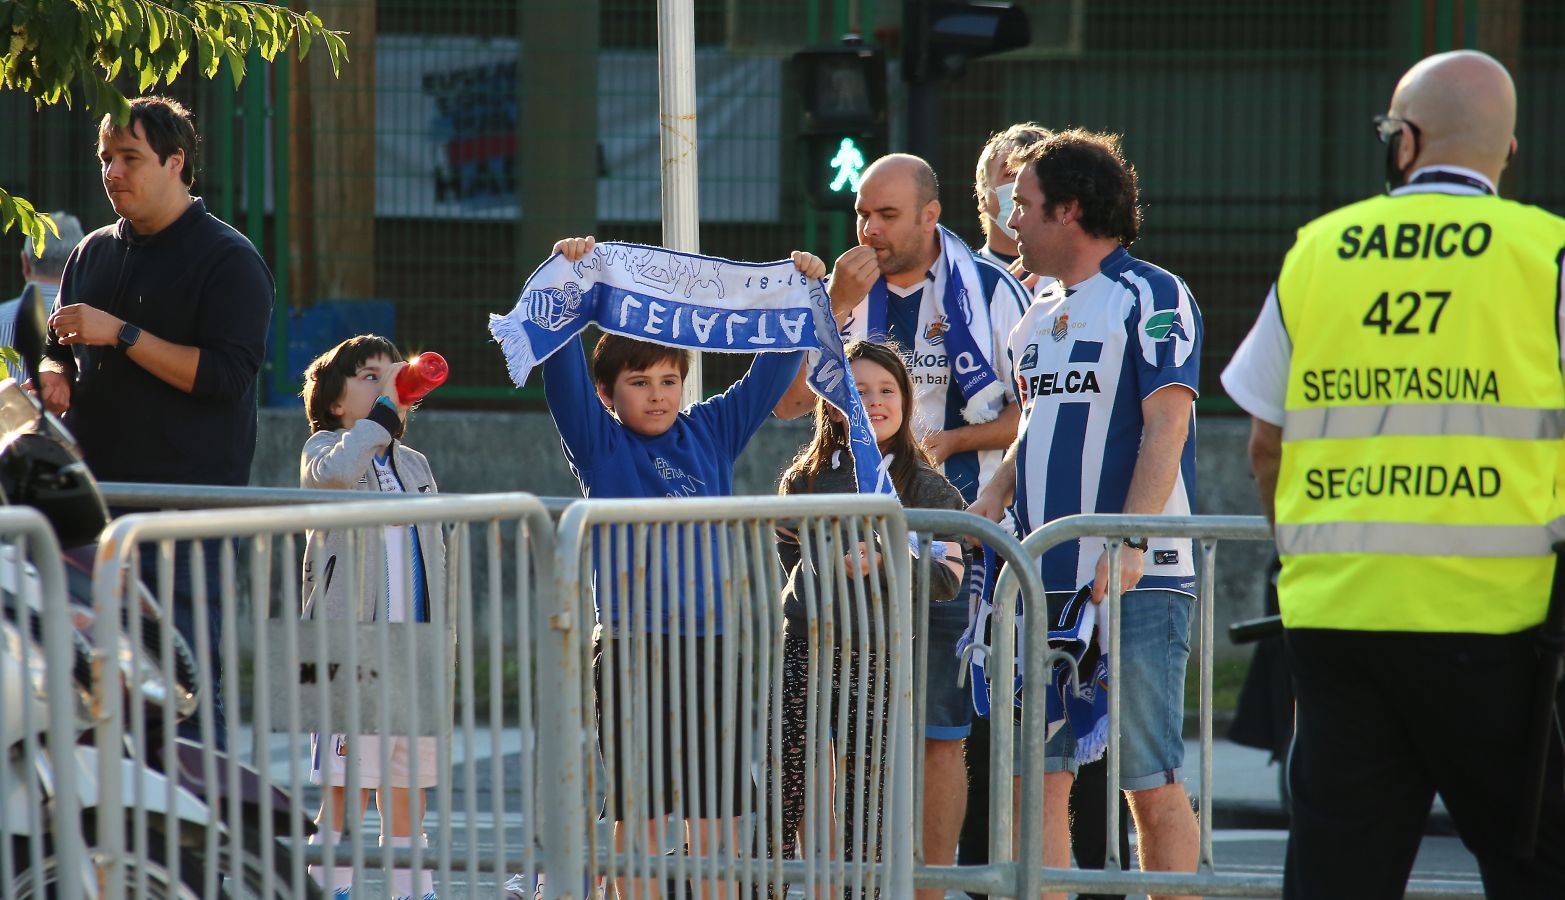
[376,35,782,222]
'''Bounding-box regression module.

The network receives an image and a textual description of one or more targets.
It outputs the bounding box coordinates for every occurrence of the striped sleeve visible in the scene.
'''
[1123,267,1201,399]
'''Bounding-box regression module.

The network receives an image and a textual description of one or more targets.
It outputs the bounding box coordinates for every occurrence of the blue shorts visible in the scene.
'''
[924,600,973,741]
[1042,589,1191,791]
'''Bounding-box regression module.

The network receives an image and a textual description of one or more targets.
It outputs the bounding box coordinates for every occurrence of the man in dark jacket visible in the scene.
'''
[40,96,274,749]
[40,95,273,486]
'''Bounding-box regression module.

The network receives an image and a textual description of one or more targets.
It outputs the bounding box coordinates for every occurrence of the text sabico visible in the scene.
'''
[1337,220,1492,259]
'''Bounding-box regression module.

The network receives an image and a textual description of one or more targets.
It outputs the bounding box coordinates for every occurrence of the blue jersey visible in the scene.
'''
[1006,248,1201,595]
[542,342,803,633]
[842,248,1030,503]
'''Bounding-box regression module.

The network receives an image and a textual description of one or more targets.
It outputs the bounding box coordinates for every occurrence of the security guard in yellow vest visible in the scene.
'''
[1222,50,1565,898]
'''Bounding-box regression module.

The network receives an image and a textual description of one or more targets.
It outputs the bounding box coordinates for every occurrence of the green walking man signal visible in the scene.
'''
[828,137,867,194]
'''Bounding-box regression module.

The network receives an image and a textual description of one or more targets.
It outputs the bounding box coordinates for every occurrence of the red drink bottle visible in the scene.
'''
[395,352,448,404]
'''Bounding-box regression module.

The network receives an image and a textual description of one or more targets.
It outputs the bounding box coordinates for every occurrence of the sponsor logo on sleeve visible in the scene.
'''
[1144,310,1189,342]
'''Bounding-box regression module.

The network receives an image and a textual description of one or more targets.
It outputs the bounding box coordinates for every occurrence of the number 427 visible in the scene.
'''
[1362,290,1451,335]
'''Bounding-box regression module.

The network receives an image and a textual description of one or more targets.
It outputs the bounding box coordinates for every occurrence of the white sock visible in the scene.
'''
[382,833,434,900]
[307,830,355,897]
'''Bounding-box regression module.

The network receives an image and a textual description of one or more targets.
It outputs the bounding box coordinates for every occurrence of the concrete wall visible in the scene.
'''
[253,409,1273,660]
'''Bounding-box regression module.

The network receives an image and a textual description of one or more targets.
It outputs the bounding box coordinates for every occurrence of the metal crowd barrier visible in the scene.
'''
[548,493,916,898]
[0,508,82,900]
[100,482,575,519]
[993,513,1483,900]
[901,507,1046,897]
[66,487,1489,898]
[88,493,556,899]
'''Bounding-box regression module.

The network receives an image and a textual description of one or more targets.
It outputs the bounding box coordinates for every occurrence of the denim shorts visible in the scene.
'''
[1041,589,1192,791]
[924,600,974,741]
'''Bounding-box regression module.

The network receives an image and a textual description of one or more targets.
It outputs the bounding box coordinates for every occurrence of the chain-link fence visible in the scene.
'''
[3,0,1561,408]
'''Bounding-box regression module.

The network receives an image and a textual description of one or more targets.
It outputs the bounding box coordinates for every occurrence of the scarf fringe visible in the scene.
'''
[960,379,1008,425]
[488,311,539,389]
[1073,710,1110,766]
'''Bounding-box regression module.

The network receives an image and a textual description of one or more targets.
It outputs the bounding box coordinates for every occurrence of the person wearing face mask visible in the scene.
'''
[973,123,1058,299]
[1222,50,1565,898]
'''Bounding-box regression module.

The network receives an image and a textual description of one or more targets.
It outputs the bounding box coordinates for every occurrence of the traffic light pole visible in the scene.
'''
[906,79,941,165]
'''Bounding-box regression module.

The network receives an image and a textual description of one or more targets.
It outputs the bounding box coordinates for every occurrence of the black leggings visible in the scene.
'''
[768,627,886,893]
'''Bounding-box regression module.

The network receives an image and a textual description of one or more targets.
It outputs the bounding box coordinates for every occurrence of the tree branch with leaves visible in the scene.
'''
[0,0,346,252]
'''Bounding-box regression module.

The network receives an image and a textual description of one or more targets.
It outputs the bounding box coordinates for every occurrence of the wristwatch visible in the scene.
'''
[1122,537,1149,553]
[116,322,142,352]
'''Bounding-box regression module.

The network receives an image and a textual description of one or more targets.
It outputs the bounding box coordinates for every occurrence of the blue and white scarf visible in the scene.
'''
[1043,586,1111,766]
[489,242,890,493]
[965,575,1110,767]
[963,547,1022,719]
[863,225,1008,426]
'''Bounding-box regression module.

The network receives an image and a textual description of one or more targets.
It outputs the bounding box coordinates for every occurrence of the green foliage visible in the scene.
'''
[0,1,346,249]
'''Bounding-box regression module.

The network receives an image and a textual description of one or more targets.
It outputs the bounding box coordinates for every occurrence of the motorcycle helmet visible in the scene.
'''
[0,429,110,548]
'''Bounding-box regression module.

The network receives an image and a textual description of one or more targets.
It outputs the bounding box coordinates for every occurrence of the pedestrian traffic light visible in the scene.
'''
[791,44,888,210]
[904,1,1031,84]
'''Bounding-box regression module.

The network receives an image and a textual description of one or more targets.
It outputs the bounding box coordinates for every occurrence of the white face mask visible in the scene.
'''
[990,181,1018,241]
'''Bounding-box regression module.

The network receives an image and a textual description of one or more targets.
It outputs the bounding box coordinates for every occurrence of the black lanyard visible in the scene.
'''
[1408,169,1495,195]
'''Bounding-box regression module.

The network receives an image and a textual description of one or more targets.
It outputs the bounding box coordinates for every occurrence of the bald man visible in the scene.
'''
[1222,50,1565,898]
[775,153,1030,898]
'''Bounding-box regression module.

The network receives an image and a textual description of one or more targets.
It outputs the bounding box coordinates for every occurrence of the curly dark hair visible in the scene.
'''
[1008,128,1141,247]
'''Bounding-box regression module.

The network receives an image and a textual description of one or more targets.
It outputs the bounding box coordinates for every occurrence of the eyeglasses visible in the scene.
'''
[1373,114,1421,145]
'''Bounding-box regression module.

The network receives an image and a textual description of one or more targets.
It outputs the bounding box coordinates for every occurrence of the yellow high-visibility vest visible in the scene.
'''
[1275,190,1565,632]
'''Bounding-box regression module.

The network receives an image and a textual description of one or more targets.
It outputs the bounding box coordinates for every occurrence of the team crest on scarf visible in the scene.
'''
[520,282,584,332]
[924,315,950,345]
[1051,313,1070,342]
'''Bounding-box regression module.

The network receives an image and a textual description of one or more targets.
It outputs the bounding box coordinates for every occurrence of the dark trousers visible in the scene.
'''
[136,536,229,751]
[1284,628,1565,900]
[960,719,1130,900]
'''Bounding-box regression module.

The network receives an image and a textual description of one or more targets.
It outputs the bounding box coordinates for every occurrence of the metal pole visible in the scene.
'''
[28,514,79,900]
[657,0,703,406]
[271,55,291,404]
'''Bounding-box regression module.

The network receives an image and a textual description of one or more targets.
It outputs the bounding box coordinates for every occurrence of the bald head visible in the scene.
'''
[861,153,940,208]
[1390,50,1516,180]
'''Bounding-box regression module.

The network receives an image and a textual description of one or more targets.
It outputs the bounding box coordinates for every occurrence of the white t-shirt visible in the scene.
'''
[371,453,421,623]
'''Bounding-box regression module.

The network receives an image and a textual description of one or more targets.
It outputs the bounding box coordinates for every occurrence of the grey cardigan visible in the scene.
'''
[300,419,446,624]
[778,454,968,626]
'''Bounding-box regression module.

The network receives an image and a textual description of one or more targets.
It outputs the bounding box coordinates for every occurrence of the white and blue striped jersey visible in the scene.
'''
[0,282,58,382]
[1006,247,1202,595]
[841,247,1032,503]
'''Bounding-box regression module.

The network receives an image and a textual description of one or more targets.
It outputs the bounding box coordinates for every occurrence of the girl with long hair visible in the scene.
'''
[771,340,969,891]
